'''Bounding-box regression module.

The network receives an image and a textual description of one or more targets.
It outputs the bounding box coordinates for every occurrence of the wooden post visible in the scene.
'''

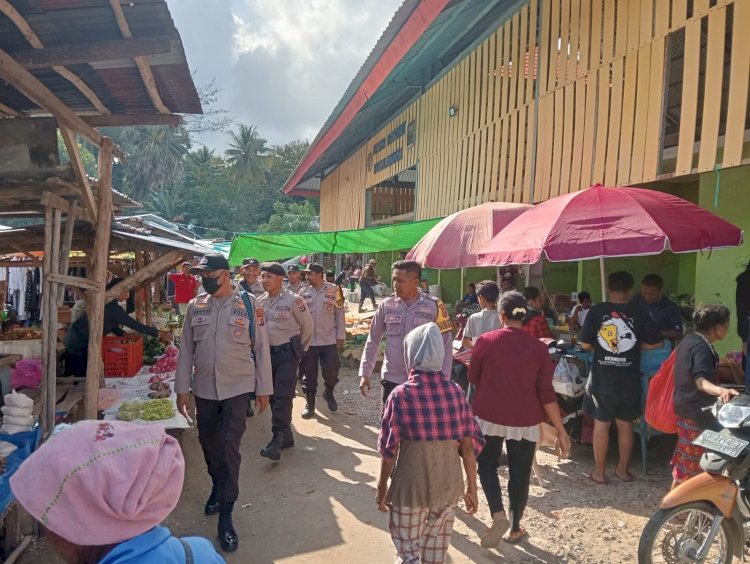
[40,208,53,436]
[57,201,78,305]
[134,251,145,322]
[84,137,113,419]
[144,252,153,326]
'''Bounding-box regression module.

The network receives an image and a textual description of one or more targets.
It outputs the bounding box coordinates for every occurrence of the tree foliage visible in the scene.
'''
[257,200,319,233]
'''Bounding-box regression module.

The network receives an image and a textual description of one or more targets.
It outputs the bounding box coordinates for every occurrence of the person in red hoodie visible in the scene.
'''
[169,261,199,315]
[469,291,571,548]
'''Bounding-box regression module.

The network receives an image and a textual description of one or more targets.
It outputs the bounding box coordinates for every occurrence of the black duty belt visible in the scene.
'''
[270,342,292,354]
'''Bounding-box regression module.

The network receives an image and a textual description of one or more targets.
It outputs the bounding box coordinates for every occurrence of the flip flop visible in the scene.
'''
[480,516,510,548]
[504,528,528,544]
[586,470,609,485]
[614,471,635,483]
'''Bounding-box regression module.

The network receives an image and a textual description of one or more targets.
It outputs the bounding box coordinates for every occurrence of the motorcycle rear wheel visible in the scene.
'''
[638,501,734,563]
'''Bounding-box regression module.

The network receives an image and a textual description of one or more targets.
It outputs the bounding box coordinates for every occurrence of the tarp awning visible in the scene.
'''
[228,218,442,265]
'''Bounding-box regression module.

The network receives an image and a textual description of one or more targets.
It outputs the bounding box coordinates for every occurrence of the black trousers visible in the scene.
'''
[271,347,298,433]
[477,435,536,532]
[195,393,250,504]
[359,281,377,308]
[301,345,340,395]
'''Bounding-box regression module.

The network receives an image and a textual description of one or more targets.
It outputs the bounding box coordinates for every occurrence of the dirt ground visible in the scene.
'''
[19,366,678,563]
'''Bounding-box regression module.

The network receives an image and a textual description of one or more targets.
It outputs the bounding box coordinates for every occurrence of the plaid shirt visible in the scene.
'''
[378,370,484,461]
[522,311,554,340]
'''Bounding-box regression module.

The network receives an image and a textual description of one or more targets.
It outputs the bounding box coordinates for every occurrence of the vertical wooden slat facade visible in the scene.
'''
[319,0,750,230]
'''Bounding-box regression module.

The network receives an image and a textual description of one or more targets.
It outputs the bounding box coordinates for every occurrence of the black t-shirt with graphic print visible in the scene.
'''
[579,301,662,394]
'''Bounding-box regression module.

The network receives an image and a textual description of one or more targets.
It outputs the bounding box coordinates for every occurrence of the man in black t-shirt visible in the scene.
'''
[579,271,663,484]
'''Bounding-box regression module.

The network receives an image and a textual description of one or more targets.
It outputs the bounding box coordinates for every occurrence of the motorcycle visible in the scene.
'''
[638,393,750,563]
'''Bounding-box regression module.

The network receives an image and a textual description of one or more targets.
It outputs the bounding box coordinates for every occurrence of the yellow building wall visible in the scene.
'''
[321,0,750,227]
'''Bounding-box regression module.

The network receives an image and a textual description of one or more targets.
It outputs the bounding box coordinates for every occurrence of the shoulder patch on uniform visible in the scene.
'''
[433,298,453,334]
[335,286,345,309]
[256,307,265,326]
[294,297,307,312]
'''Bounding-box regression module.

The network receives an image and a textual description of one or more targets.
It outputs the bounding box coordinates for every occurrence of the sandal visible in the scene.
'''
[480,515,510,548]
[614,470,635,483]
[586,470,609,485]
[504,528,528,544]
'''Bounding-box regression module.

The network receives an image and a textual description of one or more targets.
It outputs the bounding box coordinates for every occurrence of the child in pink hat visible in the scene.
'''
[10,420,225,563]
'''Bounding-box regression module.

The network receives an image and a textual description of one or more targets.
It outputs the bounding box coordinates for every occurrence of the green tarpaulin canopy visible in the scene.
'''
[228,218,442,265]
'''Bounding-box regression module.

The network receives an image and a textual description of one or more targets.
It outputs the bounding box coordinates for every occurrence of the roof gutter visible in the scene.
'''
[283,0,451,195]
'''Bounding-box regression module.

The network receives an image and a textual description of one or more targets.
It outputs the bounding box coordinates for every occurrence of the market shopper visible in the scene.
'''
[462,280,501,349]
[630,274,684,341]
[63,277,172,377]
[469,291,571,547]
[671,304,737,487]
[377,323,484,563]
[175,254,272,553]
[169,261,200,315]
[359,260,453,411]
[358,259,379,313]
[567,291,592,332]
[286,264,306,295]
[299,263,346,419]
[522,286,554,340]
[580,271,663,484]
[257,262,314,461]
[10,420,225,563]
[736,261,750,379]
[239,257,264,296]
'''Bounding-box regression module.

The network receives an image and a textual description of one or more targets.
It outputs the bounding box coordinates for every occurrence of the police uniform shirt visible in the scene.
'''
[287,281,306,295]
[240,279,264,297]
[257,289,314,349]
[300,282,346,347]
[359,290,453,385]
[175,286,273,401]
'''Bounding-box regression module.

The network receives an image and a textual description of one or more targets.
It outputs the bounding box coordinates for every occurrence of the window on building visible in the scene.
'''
[406,120,416,147]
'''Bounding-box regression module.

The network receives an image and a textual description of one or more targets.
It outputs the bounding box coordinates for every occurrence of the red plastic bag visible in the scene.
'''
[645,350,678,434]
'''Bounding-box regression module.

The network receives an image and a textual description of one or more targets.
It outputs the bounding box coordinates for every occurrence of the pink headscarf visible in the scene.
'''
[10,420,184,546]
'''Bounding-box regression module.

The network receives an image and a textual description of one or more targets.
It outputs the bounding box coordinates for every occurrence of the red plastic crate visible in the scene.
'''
[102,334,143,377]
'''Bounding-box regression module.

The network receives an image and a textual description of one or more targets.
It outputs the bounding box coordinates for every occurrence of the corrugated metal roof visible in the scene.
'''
[0,0,201,117]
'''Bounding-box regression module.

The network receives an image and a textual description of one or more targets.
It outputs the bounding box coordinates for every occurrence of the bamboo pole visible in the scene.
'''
[84,138,113,419]
[40,208,53,437]
[144,252,153,326]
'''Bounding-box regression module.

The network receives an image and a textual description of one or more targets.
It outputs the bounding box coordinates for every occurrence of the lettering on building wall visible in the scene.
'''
[372,122,406,156]
[373,148,403,173]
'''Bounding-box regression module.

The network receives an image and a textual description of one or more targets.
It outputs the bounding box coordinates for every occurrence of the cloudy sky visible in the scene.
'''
[170,0,403,150]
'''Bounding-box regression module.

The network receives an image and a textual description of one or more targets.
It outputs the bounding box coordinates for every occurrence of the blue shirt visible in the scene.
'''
[630,294,683,334]
[463,292,478,305]
[99,526,225,564]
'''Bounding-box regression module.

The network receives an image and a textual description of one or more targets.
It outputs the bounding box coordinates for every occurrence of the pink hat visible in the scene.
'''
[10,421,184,546]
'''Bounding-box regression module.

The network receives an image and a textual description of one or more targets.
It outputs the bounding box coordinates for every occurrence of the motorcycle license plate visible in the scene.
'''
[693,430,749,458]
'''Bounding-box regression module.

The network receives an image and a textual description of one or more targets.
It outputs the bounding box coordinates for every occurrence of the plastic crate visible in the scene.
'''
[102,335,143,377]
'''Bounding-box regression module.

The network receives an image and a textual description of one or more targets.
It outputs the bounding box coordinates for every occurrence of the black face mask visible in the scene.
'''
[202,274,222,295]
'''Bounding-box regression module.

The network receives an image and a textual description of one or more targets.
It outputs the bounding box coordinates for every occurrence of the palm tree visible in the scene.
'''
[118,126,191,201]
[225,124,270,184]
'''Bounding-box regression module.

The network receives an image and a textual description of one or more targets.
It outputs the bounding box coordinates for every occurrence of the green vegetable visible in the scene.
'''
[141,399,175,421]
[120,400,144,412]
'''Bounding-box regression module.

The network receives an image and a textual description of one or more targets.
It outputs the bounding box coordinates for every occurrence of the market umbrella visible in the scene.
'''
[477,184,744,296]
[406,201,531,268]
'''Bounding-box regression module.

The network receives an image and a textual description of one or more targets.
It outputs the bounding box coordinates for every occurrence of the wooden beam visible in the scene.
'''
[0,101,19,116]
[108,0,170,114]
[104,250,183,301]
[81,113,182,127]
[51,66,109,114]
[40,191,71,212]
[12,36,174,70]
[57,202,78,304]
[59,127,98,222]
[47,273,101,292]
[9,243,37,262]
[0,47,107,147]
[85,137,114,420]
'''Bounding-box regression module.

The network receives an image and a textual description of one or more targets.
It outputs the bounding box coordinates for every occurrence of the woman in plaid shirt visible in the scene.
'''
[377,323,484,563]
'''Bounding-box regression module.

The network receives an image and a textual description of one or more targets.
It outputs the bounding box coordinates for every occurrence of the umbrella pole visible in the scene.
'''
[460,268,464,295]
[599,257,607,302]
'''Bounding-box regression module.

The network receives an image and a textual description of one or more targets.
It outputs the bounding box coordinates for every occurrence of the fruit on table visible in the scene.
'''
[142,398,175,421]
[0,329,41,341]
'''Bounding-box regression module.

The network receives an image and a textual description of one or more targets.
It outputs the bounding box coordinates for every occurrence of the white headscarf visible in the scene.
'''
[403,323,445,373]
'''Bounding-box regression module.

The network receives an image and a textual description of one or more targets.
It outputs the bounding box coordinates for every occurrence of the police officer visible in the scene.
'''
[299,263,346,418]
[175,254,272,553]
[257,262,314,461]
[359,260,453,409]
[286,264,306,295]
[239,257,264,296]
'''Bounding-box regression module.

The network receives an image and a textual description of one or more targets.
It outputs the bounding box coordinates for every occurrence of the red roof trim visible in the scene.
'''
[283,0,450,194]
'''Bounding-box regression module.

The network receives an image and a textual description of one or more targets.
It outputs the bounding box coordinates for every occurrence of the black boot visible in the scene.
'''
[204,481,219,515]
[323,387,338,412]
[260,431,284,461]
[281,428,295,449]
[218,502,239,552]
[301,394,315,419]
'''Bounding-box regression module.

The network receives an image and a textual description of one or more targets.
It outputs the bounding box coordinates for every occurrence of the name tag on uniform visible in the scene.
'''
[414,310,433,319]
[231,308,249,318]
[385,314,403,324]
[275,309,290,320]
